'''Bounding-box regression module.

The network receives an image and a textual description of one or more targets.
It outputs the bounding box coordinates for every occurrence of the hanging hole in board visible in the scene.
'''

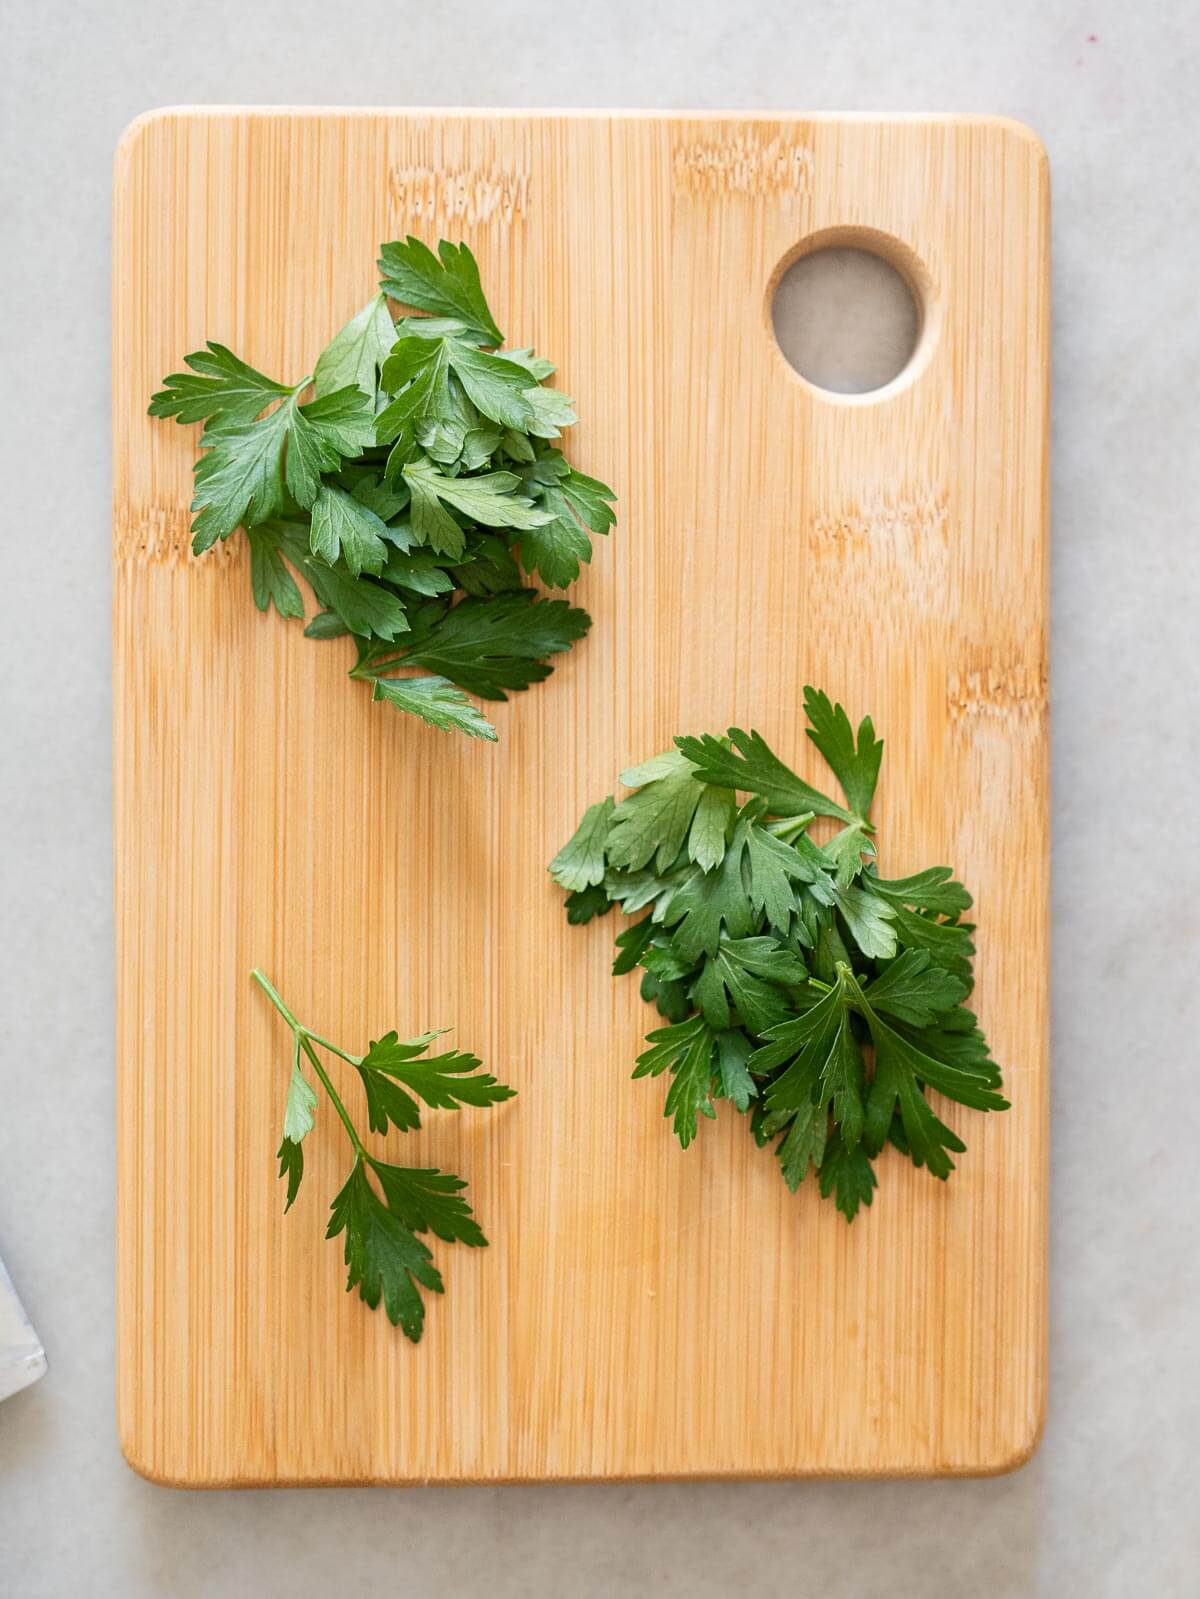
[769,230,934,399]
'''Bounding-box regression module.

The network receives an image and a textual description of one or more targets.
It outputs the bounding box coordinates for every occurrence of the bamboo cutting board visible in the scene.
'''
[113,109,1049,1485]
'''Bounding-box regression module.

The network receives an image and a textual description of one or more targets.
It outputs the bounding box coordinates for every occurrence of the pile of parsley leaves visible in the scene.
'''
[151,238,615,741]
[550,688,1009,1219]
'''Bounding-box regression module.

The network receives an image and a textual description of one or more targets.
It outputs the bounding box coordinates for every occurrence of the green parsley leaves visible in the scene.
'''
[150,237,616,740]
[550,689,1008,1219]
[251,969,514,1341]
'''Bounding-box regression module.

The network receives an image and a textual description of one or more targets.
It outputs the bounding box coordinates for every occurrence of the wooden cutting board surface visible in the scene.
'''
[113,109,1049,1485]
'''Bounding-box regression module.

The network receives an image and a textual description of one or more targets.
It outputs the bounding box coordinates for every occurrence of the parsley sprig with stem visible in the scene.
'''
[549,688,1008,1219]
[251,968,515,1341]
[151,238,615,741]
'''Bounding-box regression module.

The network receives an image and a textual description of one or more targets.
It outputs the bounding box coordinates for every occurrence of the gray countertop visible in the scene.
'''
[1,1,1197,1593]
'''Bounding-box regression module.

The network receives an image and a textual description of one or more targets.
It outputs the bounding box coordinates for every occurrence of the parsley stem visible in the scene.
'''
[298,1035,365,1158]
[250,969,364,1157]
[302,1031,360,1065]
[349,656,409,680]
[250,967,300,1029]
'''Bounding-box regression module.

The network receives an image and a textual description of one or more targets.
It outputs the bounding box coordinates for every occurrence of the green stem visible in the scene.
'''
[349,658,409,681]
[303,1031,361,1065]
[250,967,301,1030]
[834,960,874,1020]
[250,968,365,1158]
[299,1036,365,1157]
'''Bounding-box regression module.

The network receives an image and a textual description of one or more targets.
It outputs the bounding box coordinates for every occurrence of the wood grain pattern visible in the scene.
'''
[113,110,1050,1485]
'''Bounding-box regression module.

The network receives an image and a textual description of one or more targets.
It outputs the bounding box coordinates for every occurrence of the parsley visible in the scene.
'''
[151,238,615,741]
[550,689,1008,1219]
[251,969,514,1341]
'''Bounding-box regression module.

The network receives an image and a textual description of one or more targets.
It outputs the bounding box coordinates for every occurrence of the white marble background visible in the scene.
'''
[1,1,1197,1593]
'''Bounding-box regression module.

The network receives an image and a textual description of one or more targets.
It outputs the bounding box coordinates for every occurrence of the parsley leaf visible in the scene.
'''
[370,675,499,741]
[607,750,709,873]
[381,548,457,597]
[404,460,552,544]
[378,237,503,346]
[802,686,883,821]
[252,970,514,1341]
[660,845,757,962]
[309,483,391,577]
[395,592,590,700]
[328,1159,443,1342]
[313,294,396,401]
[188,392,299,551]
[549,796,614,892]
[277,1137,305,1212]
[304,555,411,641]
[190,385,374,553]
[377,334,538,465]
[355,1031,515,1135]
[716,1030,757,1110]
[565,883,613,924]
[276,1038,317,1210]
[247,523,305,620]
[862,948,968,1025]
[741,817,827,933]
[282,1047,318,1142]
[818,1132,878,1221]
[149,341,293,427]
[370,1160,488,1248]
[691,935,808,1032]
[866,866,973,918]
[863,869,976,978]
[832,882,897,960]
[375,337,460,467]
[676,728,858,826]
[634,1013,720,1148]
[513,461,618,588]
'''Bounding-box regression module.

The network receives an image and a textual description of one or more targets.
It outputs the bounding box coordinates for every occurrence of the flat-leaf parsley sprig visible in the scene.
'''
[549,688,1008,1220]
[252,969,515,1341]
[151,238,616,741]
